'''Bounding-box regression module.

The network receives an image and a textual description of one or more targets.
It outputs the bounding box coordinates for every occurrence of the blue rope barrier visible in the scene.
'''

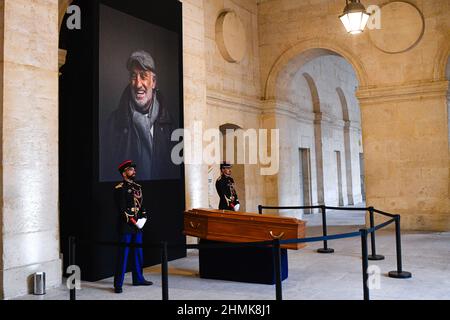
[75,230,365,251]
[259,205,370,212]
[186,240,274,250]
[367,218,396,234]
[324,206,370,211]
[67,213,402,302]
[259,205,324,210]
[74,212,397,252]
[373,209,398,218]
[280,231,362,245]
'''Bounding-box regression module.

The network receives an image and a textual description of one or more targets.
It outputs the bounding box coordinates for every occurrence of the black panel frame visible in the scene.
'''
[59,0,186,281]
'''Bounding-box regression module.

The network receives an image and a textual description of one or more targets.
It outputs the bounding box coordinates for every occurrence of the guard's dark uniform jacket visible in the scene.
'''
[114,180,147,234]
[215,175,240,210]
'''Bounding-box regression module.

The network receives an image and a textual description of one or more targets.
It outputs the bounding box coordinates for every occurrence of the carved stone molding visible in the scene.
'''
[262,99,298,119]
[207,90,262,115]
[357,80,449,105]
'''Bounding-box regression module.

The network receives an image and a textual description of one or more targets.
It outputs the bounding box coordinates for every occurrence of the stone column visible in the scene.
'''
[343,121,354,205]
[357,81,450,231]
[262,99,305,217]
[0,0,61,299]
[181,0,208,210]
[261,100,280,208]
[313,112,325,205]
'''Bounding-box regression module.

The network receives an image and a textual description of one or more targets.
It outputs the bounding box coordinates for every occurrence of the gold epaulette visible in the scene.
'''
[115,182,124,189]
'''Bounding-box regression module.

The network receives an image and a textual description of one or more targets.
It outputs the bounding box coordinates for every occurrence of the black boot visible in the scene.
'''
[133,280,153,286]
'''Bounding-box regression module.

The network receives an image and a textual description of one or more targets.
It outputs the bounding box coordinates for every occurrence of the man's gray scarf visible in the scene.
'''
[130,94,160,160]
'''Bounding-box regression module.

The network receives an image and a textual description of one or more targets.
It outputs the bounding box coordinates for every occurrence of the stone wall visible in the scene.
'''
[0,0,61,299]
[181,0,209,210]
[201,0,264,212]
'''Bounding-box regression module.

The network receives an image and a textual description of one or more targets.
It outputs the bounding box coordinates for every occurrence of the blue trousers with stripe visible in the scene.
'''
[114,232,146,288]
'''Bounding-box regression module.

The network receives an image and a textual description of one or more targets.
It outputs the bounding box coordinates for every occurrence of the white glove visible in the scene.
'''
[136,218,147,229]
[234,204,240,212]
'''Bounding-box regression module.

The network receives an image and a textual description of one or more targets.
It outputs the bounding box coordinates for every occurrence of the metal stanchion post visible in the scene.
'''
[161,241,169,300]
[389,215,412,279]
[258,205,263,215]
[69,236,76,301]
[360,229,370,301]
[368,207,385,261]
[273,239,283,301]
[318,206,334,254]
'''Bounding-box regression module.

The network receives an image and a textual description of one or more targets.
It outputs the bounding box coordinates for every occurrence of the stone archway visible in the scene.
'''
[263,43,365,212]
[264,38,369,101]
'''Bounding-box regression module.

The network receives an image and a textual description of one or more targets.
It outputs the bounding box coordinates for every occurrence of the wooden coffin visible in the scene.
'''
[184,208,307,250]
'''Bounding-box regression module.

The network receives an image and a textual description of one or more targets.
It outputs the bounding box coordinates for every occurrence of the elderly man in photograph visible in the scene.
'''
[105,50,176,180]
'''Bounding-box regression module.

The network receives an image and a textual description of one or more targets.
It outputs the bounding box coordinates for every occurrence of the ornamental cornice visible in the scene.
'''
[356,80,449,105]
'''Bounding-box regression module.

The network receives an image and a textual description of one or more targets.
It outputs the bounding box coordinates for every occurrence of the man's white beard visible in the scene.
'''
[131,87,153,111]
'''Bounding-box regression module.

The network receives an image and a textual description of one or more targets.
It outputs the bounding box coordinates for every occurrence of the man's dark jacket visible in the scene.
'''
[104,86,178,181]
[215,175,240,210]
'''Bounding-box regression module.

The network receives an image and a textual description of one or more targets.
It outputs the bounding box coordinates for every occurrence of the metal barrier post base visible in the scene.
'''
[388,271,412,279]
[317,248,335,254]
[368,254,385,261]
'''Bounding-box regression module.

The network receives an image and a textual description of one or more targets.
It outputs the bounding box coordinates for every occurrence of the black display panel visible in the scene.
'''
[59,0,186,281]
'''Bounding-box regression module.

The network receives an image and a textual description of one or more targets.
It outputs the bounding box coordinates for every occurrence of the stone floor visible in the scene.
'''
[15,207,450,300]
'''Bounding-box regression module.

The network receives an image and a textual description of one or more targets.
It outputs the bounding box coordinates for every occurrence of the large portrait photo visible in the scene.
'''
[99,4,181,182]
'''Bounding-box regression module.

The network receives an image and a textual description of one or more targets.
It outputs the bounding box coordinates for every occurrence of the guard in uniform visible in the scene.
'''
[113,160,153,293]
[215,162,240,211]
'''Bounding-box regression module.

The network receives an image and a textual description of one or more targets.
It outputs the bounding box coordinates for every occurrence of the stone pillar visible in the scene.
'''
[346,121,363,205]
[262,99,306,217]
[261,100,280,208]
[357,81,450,231]
[181,0,208,210]
[0,0,61,299]
[343,121,354,205]
[313,112,325,205]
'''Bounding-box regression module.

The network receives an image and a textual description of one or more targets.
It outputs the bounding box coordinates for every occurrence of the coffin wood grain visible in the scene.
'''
[184,208,307,250]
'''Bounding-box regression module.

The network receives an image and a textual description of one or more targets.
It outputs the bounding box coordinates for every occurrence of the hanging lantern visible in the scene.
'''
[339,0,370,34]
